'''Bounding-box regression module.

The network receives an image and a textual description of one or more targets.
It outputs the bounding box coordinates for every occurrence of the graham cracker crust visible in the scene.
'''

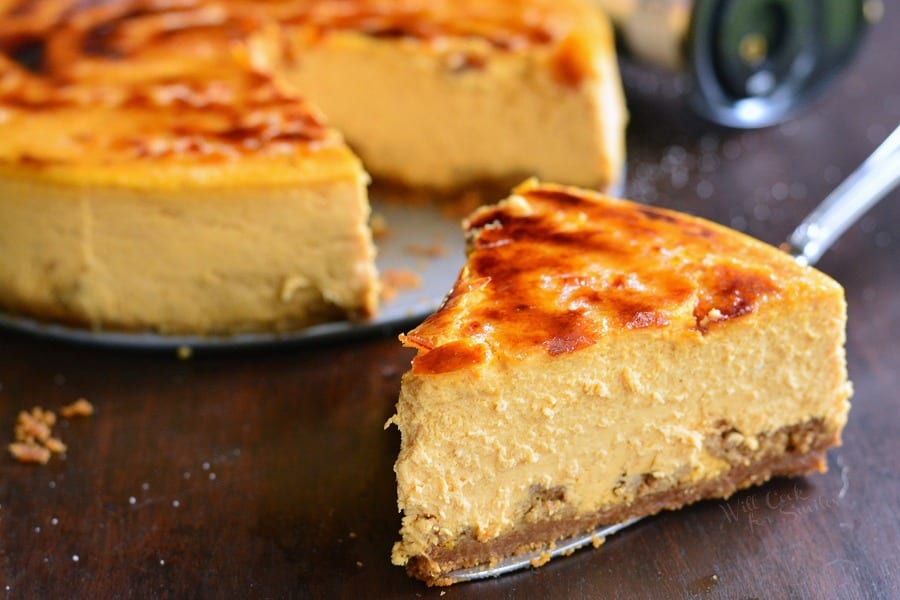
[405,418,840,586]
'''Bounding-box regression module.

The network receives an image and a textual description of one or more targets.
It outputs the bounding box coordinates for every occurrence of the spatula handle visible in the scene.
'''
[786,124,900,266]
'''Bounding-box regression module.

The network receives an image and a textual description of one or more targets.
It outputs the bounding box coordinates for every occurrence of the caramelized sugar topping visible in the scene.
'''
[266,0,581,50]
[408,339,486,376]
[0,1,336,166]
[406,184,791,373]
[0,0,588,56]
[0,0,603,165]
[1,0,593,68]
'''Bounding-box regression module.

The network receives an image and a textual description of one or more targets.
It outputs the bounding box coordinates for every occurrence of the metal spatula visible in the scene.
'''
[444,123,900,584]
[785,124,900,265]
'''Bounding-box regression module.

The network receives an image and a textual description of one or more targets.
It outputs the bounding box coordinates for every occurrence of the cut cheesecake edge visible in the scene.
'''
[0,165,379,334]
[275,3,625,191]
[389,181,852,585]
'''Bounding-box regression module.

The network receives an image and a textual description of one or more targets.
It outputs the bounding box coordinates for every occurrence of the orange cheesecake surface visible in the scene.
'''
[404,180,823,369]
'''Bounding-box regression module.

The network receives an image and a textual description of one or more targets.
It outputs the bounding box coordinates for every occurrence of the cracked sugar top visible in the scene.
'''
[403,180,844,373]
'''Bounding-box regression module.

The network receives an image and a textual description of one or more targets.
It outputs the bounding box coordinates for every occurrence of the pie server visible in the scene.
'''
[444,123,900,584]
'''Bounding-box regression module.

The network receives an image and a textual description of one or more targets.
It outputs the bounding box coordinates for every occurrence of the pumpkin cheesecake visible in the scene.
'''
[389,181,852,585]
[0,0,625,334]
[265,0,626,189]
[0,48,378,334]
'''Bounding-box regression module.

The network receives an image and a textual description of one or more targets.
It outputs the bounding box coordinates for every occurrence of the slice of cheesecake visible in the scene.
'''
[267,0,626,190]
[389,180,852,585]
[0,51,378,334]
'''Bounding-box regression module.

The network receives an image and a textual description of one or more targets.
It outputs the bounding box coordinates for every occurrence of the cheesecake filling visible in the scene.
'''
[402,417,838,585]
[279,30,624,190]
[390,303,851,575]
[0,171,378,333]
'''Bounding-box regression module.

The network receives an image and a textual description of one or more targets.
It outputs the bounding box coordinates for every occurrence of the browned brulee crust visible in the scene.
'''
[406,418,839,586]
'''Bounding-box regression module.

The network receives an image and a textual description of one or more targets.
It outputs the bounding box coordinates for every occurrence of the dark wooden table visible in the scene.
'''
[2,11,898,600]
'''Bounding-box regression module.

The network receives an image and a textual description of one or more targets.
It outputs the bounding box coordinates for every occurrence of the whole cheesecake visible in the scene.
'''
[0,0,626,334]
[389,181,852,585]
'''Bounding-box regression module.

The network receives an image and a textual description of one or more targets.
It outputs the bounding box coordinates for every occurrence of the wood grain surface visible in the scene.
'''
[1,8,898,600]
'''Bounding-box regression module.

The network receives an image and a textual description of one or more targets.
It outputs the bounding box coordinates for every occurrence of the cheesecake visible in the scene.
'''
[389,181,852,585]
[0,0,626,335]
[0,49,378,333]
[266,0,626,189]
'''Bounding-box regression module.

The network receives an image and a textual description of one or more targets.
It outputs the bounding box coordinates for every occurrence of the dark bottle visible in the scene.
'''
[597,0,880,127]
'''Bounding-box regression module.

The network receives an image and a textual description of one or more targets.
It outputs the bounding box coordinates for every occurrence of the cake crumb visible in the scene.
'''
[370,212,390,240]
[176,346,193,360]
[698,308,725,331]
[380,269,422,302]
[404,243,446,258]
[530,552,552,568]
[15,407,55,443]
[9,405,82,464]
[44,437,67,454]
[442,189,485,219]
[8,442,51,464]
[591,534,606,549]
[355,561,364,568]
[60,398,94,419]
[348,531,357,539]
[280,274,311,302]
